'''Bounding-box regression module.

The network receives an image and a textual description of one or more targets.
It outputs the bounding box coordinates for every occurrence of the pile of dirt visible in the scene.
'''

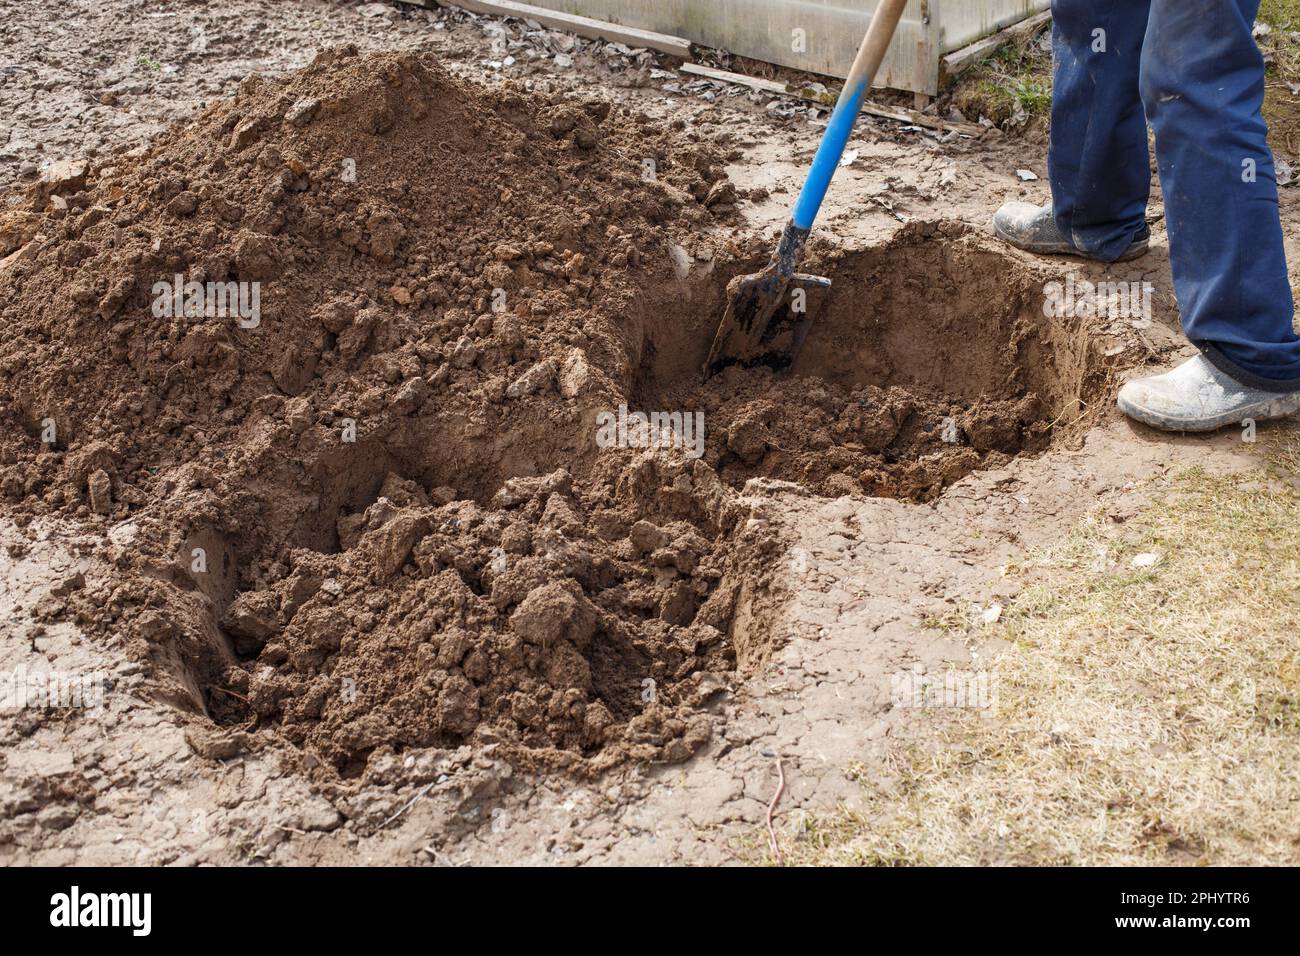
[0,44,1108,778]
[0,45,773,775]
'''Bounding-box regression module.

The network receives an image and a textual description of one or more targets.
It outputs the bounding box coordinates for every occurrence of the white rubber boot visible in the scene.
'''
[1117,354,1300,432]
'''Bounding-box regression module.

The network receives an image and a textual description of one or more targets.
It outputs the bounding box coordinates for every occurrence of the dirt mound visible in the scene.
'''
[0,45,1113,779]
[0,46,767,774]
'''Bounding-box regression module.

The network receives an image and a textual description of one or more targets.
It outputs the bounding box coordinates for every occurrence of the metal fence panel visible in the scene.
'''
[514,0,1051,94]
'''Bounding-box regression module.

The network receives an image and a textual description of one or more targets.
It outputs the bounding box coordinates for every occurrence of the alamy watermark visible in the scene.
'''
[890,665,997,715]
[1,666,106,711]
[151,274,261,328]
[595,403,705,460]
[1043,273,1152,328]
[50,886,151,936]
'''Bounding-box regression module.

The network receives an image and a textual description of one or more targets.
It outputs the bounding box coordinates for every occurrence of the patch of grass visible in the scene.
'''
[769,426,1300,866]
[948,8,1300,139]
[135,55,162,74]
[1257,4,1300,158]
[1261,0,1300,30]
[919,608,968,633]
[949,27,1053,127]
[1009,79,1052,115]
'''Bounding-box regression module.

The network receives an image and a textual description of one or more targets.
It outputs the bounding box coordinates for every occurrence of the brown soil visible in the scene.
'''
[642,223,1108,499]
[0,45,1109,779]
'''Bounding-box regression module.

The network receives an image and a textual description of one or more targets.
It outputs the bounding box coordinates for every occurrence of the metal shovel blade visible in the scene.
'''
[703,266,832,379]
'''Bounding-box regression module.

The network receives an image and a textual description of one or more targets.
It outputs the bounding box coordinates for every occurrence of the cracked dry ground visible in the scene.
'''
[3,5,1298,867]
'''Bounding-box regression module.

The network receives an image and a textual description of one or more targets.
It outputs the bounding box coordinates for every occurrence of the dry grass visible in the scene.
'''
[1262,0,1300,33]
[949,28,1053,127]
[949,5,1300,137]
[1258,2,1300,159]
[770,426,1300,866]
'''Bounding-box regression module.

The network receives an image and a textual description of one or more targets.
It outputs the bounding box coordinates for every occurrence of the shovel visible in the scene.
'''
[704,0,910,378]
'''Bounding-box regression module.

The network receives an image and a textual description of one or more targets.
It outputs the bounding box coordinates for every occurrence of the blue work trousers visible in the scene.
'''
[1050,0,1300,389]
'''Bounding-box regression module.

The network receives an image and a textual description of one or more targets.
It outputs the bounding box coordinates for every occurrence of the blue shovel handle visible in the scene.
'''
[790,0,910,234]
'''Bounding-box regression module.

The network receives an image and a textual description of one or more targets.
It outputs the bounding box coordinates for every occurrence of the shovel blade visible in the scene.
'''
[704,268,832,378]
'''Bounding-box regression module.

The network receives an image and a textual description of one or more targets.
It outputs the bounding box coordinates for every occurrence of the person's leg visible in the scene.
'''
[1142,0,1300,389]
[1049,0,1153,261]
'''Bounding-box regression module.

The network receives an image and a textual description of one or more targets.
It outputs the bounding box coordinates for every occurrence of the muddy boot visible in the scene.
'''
[992,202,1149,262]
[1117,354,1300,432]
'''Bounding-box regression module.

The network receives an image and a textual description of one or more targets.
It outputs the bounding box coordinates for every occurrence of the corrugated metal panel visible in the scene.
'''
[514,0,1050,95]
[936,0,1050,50]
